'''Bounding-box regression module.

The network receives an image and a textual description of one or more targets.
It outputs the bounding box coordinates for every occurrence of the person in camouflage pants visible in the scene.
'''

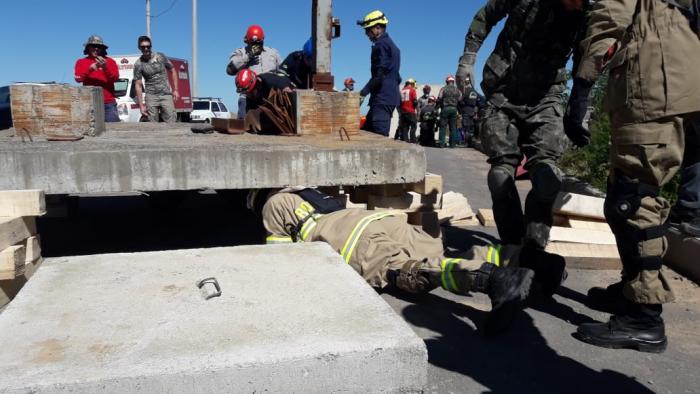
[455,0,591,254]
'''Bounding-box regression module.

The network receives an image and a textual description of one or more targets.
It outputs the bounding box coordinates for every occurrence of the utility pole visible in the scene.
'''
[146,0,152,38]
[192,0,198,97]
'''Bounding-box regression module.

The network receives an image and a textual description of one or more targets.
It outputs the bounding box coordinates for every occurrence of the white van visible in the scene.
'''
[190,97,231,123]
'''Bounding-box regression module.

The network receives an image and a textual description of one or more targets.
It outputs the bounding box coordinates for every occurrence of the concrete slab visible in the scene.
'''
[0,243,427,393]
[0,123,426,194]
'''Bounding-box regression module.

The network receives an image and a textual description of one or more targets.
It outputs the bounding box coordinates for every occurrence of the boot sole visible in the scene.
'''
[484,270,534,336]
[575,332,668,353]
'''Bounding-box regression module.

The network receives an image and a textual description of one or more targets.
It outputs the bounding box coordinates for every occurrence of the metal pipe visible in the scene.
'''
[312,0,332,74]
[192,0,198,96]
[146,0,151,38]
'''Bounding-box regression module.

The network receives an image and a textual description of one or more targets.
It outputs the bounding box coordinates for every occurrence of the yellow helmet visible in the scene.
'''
[406,78,416,86]
[357,10,388,29]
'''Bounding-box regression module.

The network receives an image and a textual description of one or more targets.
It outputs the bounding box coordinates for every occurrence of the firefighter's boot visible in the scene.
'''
[474,263,535,336]
[518,246,567,299]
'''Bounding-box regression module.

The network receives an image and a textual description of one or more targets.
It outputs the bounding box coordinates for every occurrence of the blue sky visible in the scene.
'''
[0,1,502,109]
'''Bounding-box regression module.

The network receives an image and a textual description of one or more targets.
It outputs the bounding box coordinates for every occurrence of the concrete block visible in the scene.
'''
[0,243,427,393]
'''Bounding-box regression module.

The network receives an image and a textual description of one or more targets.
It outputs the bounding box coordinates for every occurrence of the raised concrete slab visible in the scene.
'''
[0,123,426,194]
[0,243,427,393]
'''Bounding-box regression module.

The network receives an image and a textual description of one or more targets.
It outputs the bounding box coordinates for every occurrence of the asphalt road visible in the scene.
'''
[378,146,700,394]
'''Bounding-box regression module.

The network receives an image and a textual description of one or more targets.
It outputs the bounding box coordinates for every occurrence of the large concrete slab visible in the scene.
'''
[0,123,426,194]
[0,243,427,393]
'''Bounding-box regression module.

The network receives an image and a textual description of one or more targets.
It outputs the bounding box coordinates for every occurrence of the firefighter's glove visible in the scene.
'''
[248,43,263,58]
[564,78,594,148]
[456,52,477,93]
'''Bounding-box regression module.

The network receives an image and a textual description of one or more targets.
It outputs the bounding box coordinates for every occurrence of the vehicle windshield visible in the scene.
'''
[193,101,209,110]
[114,79,129,98]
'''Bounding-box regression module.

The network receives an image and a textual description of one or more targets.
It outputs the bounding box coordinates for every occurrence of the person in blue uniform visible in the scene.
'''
[280,39,313,89]
[357,10,401,137]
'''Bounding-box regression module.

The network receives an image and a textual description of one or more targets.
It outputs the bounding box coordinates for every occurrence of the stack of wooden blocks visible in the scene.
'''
[342,173,476,238]
[0,190,45,307]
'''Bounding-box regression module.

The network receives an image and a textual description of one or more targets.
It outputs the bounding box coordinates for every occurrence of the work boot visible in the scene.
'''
[586,280,627,314]
[474,263,534,336]
[576,303,667,353]
[668,208,700,237]
[518,246,567,299]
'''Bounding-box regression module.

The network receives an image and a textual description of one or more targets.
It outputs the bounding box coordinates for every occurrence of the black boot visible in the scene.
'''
[474,263,534,336]
[576,303,667,353]
[518,246,567,299]
[668,207,700,237]
[586,280,627,314]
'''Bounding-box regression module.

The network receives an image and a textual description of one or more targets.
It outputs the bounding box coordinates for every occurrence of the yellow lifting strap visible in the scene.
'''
[340,211,402,263]
[486,244,502,267]
[266,236,293,244]
[440,258,461,292]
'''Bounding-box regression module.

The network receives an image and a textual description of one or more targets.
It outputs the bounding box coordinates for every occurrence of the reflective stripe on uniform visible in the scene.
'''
[440,258,461,292]
[486,244,502,267]
[266,236,293,244]
[299,213,322,241]
[340,211,401,263]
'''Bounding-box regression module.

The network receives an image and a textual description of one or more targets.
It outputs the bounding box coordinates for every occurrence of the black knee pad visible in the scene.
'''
[529,162,562,202]
[487,165,516,197]
[603,170,664,242]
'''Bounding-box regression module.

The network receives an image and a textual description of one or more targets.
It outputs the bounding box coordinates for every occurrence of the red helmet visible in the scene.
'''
[445,75,455,83]
[236,69,258,93]
[344,77,355,85]
[245,25,265,44]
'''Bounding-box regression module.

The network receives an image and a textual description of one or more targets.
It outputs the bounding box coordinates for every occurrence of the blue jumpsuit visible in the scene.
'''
[360,33,401,136]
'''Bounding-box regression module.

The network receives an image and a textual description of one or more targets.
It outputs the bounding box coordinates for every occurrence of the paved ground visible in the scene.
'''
[27,143,700,393]
[378,146,700,393]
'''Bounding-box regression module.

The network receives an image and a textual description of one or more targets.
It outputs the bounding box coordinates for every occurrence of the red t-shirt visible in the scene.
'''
[400,86,417,113]
[74,56,120,104]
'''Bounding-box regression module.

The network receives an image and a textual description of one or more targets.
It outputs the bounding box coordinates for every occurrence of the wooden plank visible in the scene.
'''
[567,217,611,232]
[295,90,361,136]
[0,257,43,308]
[408,173,443,196]
[406,211,441,238]
[21,236,41,263]
[368,191,441,211]
[0,245,26,280]
[549,226,616,245]
[553,192,605,220]
[545,242,622,270]
[437,192,474,223]
[448,217,480,227]
[0,217,36,251]
[664,228,700,284]
[553,214,570,227]
[477,208,496,227]
[0,190,46,217]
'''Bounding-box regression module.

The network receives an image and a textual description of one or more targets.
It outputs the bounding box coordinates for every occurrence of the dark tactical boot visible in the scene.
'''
[474,263,535,336]
[668,208,700,237]
[576,303,667,353]
[586,281,627,314]
[518,246,567,299]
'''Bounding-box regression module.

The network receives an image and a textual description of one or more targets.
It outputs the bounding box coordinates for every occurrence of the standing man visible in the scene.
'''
[133,36,179,123]
[74,35,120,122]
[416,85,432,118]
[397,78,418,143]
[280,39,313,89]
[454,0,590,257]
[459,80,481,147]
[573,0,700,353]
[437,76,461,148]
[357,10,401,137]
[226,25,282,119]
[342,77,355,92]
[418,96,439,147]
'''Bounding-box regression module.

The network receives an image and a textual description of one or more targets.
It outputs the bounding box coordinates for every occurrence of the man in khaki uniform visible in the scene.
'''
[262,192,567,335]
[573,0,700,353]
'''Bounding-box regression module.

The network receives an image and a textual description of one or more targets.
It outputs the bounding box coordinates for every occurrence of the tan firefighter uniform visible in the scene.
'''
[262,192,520,294]
[577,0,700,304]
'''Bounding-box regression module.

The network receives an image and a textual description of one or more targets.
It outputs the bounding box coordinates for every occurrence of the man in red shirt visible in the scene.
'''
[74,35,120,122]
[395,78,418,143]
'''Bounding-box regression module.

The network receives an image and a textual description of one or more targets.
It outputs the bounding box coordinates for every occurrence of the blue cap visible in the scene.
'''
[303,38,313,58]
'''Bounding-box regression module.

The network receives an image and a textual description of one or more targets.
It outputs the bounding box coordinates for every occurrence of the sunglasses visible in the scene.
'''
[139,45,152,50]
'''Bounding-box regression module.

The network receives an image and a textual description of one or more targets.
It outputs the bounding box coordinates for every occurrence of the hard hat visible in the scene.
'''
[236,69,258,93]
[344,77,355,85]
[423,85,432,93]
[428,95,436,102]
[445,75,456,83]
[406,78,416,86]
[357,10,388,29]
[303,38,313,59]
[84,35,108,49]
[244,25,265,44]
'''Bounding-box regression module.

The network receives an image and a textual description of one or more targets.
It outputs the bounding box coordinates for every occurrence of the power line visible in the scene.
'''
[152,0,178,18]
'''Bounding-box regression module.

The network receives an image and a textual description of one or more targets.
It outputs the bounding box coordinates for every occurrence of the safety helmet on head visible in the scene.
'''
[357,10,388,29]
[303,38,313,59]
[445,75,455,83]
[344,77,355,85]
[244,25,265,44]
[406,78,416,86]
[236,69,258,94]
[84,35,108,49]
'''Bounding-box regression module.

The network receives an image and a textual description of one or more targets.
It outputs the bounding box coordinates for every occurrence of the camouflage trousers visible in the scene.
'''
[145,94,176,123]
[480,95,566,248]
[604,114,700,304]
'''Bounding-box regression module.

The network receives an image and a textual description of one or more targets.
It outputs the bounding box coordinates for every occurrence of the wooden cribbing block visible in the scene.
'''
[0,245,26,280]
[0,190,46,217]
[0,257,43,308]
[295,90,361,135]
[477,209,496,227]
[368,191,441,211]
[567,217,611,232]
[408,173,443,196]
[21,236,41,263]
[438,192,474,223]
[545,242,621,270]
[0,217,36,251]
[407,211,441,238]
[664,228,700,284]
[549,226,617,245]
[553,192,605,220]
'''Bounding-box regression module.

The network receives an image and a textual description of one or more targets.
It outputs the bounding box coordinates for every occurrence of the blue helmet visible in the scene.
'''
[303,38,313,59]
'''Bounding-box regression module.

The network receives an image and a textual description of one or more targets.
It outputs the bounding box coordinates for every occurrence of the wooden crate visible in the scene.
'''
[10,83,105,140]
[294,90,361,135]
